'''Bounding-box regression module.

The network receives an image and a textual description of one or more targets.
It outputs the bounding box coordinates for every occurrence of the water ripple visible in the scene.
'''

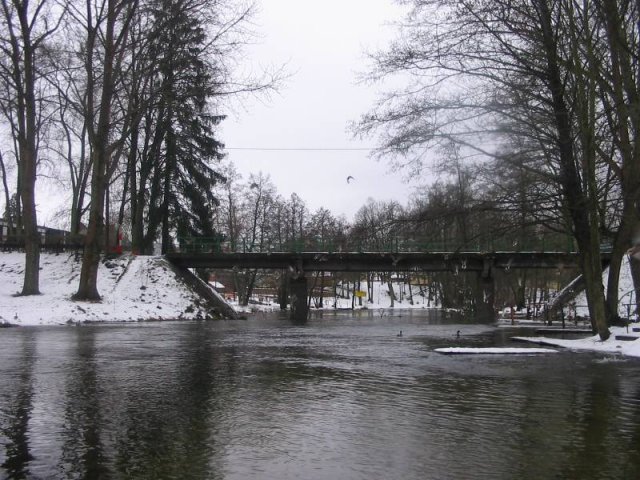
[0,316,639,479]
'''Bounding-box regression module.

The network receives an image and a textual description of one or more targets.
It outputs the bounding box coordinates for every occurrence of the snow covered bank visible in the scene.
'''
[514,326,640,359]
[434,347,558,355]
[572,254,638,319]
[0,252,223,326]
[517,254,640,359]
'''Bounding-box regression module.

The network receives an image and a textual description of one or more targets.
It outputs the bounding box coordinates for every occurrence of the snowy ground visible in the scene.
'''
[573,254,638,318]
[0,252,214,326]
[434,347,559,355]
[229,279,442,313]
[514,326,640,359]
[499,254,640,359]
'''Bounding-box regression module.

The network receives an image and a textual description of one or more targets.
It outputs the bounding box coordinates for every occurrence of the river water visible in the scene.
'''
[1,310,639,480]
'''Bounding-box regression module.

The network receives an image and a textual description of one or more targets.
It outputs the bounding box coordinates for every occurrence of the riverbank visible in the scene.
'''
[514,326,640,359]
[0,251,448,326]
[0,252,223,326]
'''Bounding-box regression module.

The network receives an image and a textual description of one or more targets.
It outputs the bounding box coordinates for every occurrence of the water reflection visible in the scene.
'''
[556,362,640,480]
[0,313,639,479]
[0,331,36,479]
[59,327,107,479]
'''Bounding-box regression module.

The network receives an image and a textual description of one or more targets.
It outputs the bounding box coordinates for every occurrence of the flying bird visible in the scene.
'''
[346,175,355,184]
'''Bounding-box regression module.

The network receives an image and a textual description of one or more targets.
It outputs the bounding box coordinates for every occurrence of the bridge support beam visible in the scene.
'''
[474,259,495,322]
[289,275,309,322]
[278,273,288,311]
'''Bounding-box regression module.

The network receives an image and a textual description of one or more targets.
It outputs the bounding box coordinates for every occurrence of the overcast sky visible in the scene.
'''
[221,0,422,221]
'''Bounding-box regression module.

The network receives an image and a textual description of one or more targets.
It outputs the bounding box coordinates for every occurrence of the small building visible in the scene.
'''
[207,275,226,295]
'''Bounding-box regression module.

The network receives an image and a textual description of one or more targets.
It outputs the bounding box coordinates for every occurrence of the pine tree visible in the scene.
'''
[149,0,226,253]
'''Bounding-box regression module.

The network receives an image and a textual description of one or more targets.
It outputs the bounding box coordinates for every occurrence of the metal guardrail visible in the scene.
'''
[619,289,639,321]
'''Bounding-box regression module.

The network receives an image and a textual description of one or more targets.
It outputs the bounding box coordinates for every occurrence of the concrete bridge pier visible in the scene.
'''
[289,275,309,322]
[474,258,496,322]
[278,273,288,311]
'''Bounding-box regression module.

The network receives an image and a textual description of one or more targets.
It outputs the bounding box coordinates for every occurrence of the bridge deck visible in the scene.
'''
[166,251,597,272]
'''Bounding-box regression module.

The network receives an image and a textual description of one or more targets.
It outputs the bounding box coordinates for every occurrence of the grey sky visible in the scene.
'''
[221,0,421,220]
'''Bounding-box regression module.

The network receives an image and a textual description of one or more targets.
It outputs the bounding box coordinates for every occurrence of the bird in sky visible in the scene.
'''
[346,175,355,184]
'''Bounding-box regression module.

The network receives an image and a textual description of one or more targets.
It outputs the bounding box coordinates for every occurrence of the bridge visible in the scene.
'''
[165,250,589,272]
[166,248,608,321]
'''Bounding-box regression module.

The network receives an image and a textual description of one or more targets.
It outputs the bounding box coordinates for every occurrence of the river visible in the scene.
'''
[1,310,639,479]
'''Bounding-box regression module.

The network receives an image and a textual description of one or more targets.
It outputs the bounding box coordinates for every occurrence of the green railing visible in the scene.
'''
[177,236,224,253]
[175,234,580,254]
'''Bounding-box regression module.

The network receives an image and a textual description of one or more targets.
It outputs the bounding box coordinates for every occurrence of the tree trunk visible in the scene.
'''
[351,282,356,309]
[406,275,414,305]
[68,123,90,236]
[244,269,258,305]
[131,113,159,252]
[8,2,41,295]
[0,152,13,226]
[536,0,610,339]
[75,144,108,300]
[606,235,629,324]
[318,271,325,308]
[233,270,252,306]
[19,148,40,295]
[161,129,175,254]
[387,275,395,307]
[598,0,640,327]
[75,0,121,301]
[308,271,320,309]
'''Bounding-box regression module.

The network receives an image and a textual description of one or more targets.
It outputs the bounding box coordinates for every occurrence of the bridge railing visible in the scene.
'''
[174,234,579,254]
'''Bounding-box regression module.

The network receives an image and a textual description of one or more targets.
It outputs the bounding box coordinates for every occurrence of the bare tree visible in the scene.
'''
[0,150,15,228]
[72,0,138,300]
[590,0,640,320]
[0,0,65,295]
[355,0,619,338]
[234,172,277,305]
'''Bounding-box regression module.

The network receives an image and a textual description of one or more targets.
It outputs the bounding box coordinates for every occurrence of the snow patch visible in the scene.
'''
[434,347,558,355]
[514,326,640,358]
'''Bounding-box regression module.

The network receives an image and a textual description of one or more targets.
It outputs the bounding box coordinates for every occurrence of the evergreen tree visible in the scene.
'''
[149,0,226,253]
